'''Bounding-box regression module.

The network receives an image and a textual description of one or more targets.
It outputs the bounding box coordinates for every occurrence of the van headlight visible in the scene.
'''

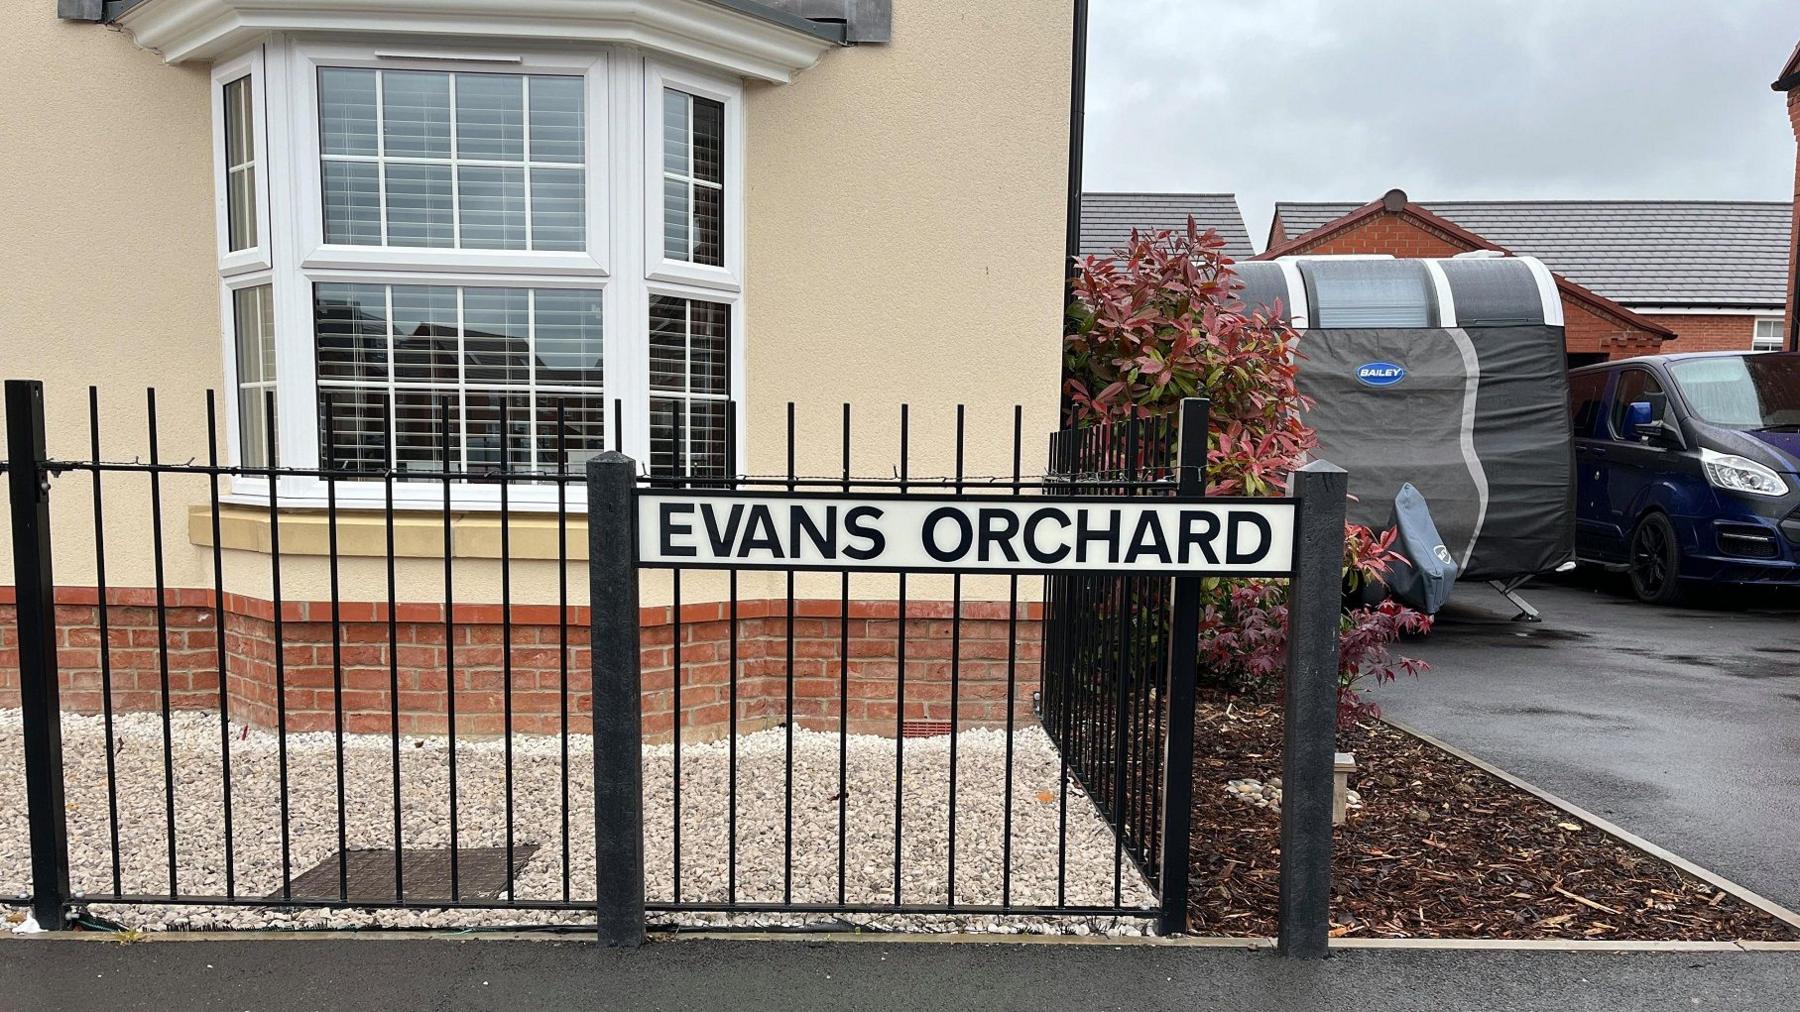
[1700,448,1789,497]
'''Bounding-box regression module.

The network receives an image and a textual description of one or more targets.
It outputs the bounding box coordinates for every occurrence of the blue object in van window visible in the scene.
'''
[1566,351,1800,604]
[1356,361,1406,387]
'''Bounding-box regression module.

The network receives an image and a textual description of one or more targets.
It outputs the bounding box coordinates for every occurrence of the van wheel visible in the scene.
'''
[1628,513,1685,605]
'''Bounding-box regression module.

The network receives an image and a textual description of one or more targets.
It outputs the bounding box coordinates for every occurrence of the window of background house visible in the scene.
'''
[1754,317,1785,352]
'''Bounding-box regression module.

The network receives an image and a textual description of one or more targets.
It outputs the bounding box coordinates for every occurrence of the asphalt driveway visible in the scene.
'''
[1367,576,1800,913]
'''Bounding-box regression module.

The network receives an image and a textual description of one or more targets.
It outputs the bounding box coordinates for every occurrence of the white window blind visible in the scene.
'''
[648,295,730,477]
[314,282,605,477]
[233,285,277,468]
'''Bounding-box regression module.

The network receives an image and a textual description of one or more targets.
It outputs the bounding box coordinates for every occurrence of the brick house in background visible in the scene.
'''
[1268,191,1791,363]
[1776,42,1800,350]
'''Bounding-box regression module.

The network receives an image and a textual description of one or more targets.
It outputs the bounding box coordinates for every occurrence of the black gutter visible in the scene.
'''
[1059,0,1089,418]
[1064,0,1089,283]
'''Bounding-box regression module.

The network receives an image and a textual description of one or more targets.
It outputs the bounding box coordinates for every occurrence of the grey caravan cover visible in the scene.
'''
[1284,259,1575,581]
[1384,483,1457,614]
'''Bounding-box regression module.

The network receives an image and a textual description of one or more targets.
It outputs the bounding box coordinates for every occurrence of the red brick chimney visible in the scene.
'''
[1776,42,1800,351]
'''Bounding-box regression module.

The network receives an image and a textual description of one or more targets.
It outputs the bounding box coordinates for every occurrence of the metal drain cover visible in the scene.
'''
[276,845,539,903]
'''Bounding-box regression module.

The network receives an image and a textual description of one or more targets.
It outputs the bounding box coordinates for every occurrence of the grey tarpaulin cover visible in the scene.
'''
[1384,483,1458,614]
[1293,322,1574,581]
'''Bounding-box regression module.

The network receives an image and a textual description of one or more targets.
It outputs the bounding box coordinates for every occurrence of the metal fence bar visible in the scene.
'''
[1278,459,1349,959]
[90,387,124,897]
[589,450,646,947]
[1154,396,1209,935]
[6,379,70,930]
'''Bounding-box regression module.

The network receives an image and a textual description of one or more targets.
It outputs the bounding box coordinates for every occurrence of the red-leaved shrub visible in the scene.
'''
[1065,219,1430,725]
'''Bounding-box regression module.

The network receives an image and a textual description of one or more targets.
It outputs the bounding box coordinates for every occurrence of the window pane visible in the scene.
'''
[233,285,275,382]
[662,177,690,261]
[223,76,257,252]
[648,296,732,477]
[692,96,724,185]
[531,167,584,252]
[662,91,689,175]
[233,285,276,470]
[662,89,724,268]
[394,390,460,477]
[528,76,584,163]
[463,391,532,474]
[689,299,730,396]
[693,184,722,267]
[314,283,390,382]
[382,70,452,159]
[390,285,460,383]
[462,287,529,385]
[458,165,526,249]
[228,167,258,252]
[319,388,390,475]
[535,289,603,388]
[319,68,379,156]
[455,74,525,162]
[384,163,455,248]
[322,160,382,245]
[537,394,607,473]
[237,389,274,469]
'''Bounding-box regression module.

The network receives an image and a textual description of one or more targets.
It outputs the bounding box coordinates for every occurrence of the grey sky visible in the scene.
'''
[1084,0,1799,252]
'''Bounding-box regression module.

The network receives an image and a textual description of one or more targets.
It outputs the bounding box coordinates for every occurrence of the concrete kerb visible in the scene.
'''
[1382,717,1800,938]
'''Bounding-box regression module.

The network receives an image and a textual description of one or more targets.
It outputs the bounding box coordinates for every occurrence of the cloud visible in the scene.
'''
[1083,0,1800,249]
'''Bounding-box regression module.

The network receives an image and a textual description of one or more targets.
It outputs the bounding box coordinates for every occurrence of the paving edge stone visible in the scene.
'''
[1381,717,1800,937]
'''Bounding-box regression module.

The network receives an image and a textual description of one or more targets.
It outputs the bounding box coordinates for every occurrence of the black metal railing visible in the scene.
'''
[1040,402,1204,928]
[1,380,1192,934]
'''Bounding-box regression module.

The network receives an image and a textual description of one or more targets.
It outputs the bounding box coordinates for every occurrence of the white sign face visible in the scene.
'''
[638,493,1297,575]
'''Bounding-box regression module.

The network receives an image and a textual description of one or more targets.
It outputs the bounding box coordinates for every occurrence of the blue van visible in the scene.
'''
[1568,351,1800,603]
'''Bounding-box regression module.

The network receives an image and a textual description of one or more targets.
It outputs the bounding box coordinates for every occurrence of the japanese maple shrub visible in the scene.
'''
[1064,219,1429,725]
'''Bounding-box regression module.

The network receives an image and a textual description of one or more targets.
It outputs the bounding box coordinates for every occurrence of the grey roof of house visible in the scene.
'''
[1272,200,1793,309]
[1080,193,1254,261]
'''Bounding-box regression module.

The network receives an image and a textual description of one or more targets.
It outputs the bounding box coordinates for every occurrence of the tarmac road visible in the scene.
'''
[1368,576,1800,914]
[2,935,1798,1012]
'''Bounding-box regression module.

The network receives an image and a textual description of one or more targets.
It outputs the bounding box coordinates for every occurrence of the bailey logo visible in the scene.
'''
[1356,361,1406,387]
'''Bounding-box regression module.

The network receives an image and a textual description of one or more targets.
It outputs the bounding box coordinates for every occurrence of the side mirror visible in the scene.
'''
[1624,396,1684,447]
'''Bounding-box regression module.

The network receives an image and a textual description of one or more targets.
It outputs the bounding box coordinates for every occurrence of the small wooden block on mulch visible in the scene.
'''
[1188,700,1798,940]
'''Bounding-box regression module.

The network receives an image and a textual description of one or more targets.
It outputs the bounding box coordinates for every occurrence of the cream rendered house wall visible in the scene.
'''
[0,0,1071,608]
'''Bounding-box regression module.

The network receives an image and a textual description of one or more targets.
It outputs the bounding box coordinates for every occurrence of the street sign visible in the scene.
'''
[637,491,1297,575]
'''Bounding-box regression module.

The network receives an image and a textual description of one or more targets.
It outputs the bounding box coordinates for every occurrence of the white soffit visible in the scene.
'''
[116,0,840,81]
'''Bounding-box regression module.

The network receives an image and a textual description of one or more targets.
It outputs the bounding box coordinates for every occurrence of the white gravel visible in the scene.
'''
[0,708,1155,935]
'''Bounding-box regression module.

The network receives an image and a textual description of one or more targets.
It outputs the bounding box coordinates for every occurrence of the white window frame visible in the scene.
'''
[211,36,747,510]
[287,40,613,279]
[1753,316,1785,352]
[212,47,272,276]
[642,60,745,293]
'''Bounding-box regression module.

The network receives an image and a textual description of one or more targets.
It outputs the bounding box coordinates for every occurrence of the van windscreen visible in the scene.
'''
[1668,355,1800,430]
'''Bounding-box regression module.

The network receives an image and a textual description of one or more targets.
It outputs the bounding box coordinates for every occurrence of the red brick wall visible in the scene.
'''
[0,588,1043,741]
[1268,211,1666,360]
[1640,313,1760,353]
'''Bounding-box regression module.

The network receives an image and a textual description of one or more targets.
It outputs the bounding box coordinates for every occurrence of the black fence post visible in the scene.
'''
[1278,459,1349,959]
[1155,396,1209,936]
[6,379,70,930]
[589,450,645,948]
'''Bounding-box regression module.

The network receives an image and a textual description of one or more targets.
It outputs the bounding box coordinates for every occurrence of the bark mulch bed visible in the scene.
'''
[1186,700,1799,940]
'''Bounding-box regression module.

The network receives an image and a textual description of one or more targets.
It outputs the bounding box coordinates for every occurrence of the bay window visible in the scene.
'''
[211,38,743,506]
